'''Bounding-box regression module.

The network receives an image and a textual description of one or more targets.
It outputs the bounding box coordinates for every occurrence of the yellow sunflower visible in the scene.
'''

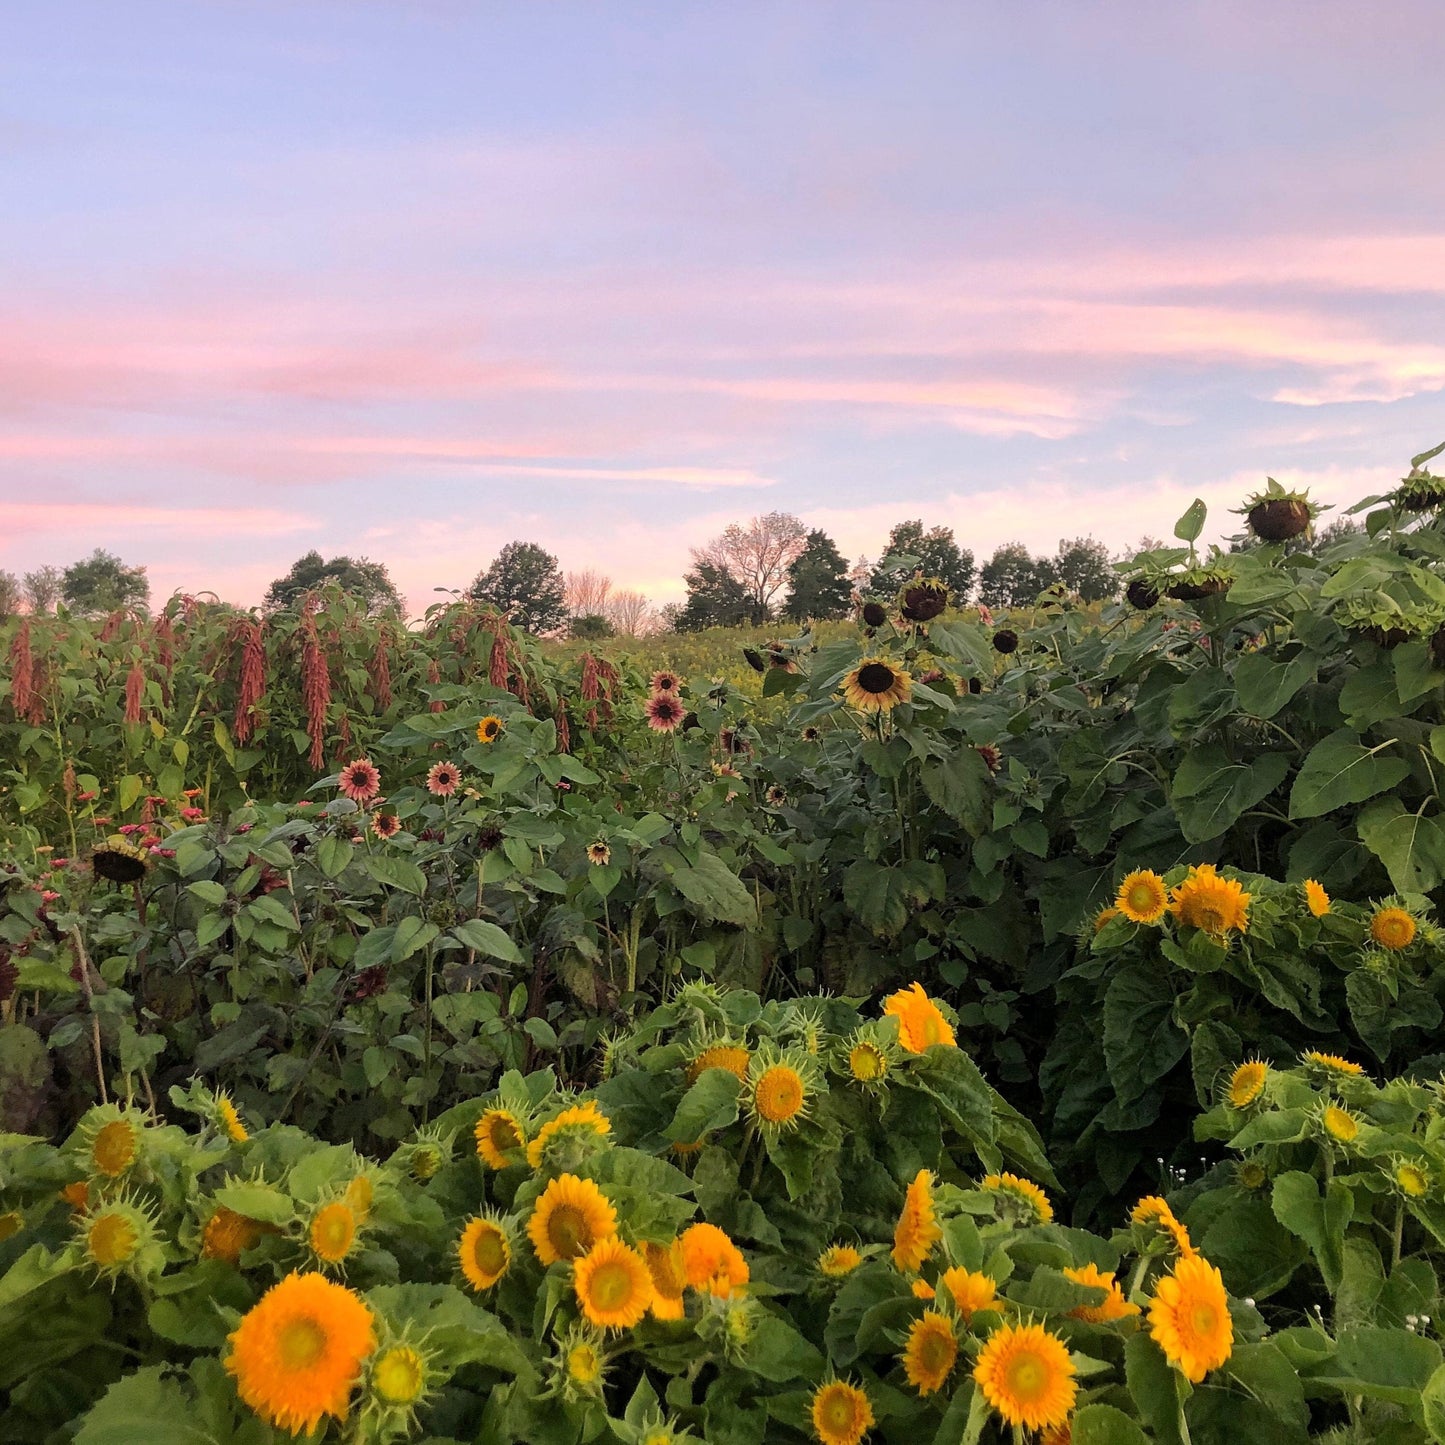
[1092,905,1122,933]
[1130,1195,1196,1256]
[1169,864,1250,936]
[982,1172,1054,1224]
[818,1244,864,1278]
[643,1239,687,1320]
[563,1331,607,1393]
[686,1042,751,1085]
[458,1215,512,1291]
[526,1100,611,1168]
[574,1238,654,1330]
[973,1320,1078,1431]
[89,1116,140,1179]
[344,1173,375,1224]
[1393,1160,1430,1198]
[810,1379,875,1445]
[202,1206,268,1266]
[1370,905,1418,951]
[891,1169,943,1272]
[911,1278,936,1299]
[1147,1254,1233,1382]
[1064,1262,1138,1323]
[1225,1059,1268,1109]
[1303,879,1331,917]
[840,658,913,714]
[308,1201,359,1266]
[225,1271,376,1435]
[748,1057,811,1132]
[901,1310,957,1396]
[527,1173,617,1266]
[1321,1104,1359,1144]
[84,1204,147,1274]
[1302,1050,1366,1081]
[1115,869,1168,924]
[940,1266,998,1320]
[679,1221,749,1298]
[371,1344,428,1408]
[474,1108,527,1170]
[881,982,956,1052]
[476,715,504,744]
[215,1091,249,1145]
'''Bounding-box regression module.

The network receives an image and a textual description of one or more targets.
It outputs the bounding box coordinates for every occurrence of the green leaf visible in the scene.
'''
[392,916,440,962]
[450,919,524,963]
[185,881,227,907]
[1271,1171,1351,1291]
[363,855,428,896]
[1233,649,1316,719]
[116,775,143,813]
[1288,729,1409,820]
[1072,1404,1150,1445]
[1422,1360,1445,1443]
[74,1367,216,1445]
[316,836,354,879]
[1357,797,1445,894]
[844,859,937,938]
[667,1069,742,1144]
[666,849,758,928]
[920,750,991,834]
[1174,498,1207,542]
[1305,1326,1443,1407]
[1103,965,1187,1103]
[1171,746,1290,843]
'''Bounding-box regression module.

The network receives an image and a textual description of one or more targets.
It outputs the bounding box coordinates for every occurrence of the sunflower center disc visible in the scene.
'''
[278,1316,328,1370]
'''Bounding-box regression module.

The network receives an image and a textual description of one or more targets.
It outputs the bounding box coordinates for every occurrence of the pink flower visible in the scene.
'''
[338,758,382,803]
[180,807,206,822]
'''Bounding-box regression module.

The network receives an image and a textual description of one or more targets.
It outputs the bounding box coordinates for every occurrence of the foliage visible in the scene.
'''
[569,614,616,640]
[673,560,759,632]
[61,549,150,616]
[469,542,568,636]
[977,541,1058,607]
[784,530,853,623]
[1055,536,1120,603]
[265,552,402,615]
[0,570,20,618]
[22,565,61,615]
[869,521,975,599]
[694,512,808,619]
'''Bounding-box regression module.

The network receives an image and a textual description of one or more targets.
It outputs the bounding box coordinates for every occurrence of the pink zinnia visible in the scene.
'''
[180,807,206,822]
[645,693,686,733]
[426,761,461,797]
[338,758,381,803]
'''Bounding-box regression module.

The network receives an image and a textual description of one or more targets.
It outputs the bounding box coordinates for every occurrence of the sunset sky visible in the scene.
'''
[3,2,1443,614]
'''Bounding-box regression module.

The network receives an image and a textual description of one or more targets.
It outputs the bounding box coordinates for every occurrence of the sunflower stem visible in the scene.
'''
[1392,1200,1405,1270]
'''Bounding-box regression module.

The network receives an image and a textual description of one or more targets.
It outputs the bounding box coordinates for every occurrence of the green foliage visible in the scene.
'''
[263,551,402,615]
[784,530,853,622]
[61,549,150,616]
[469,540,568,635]
[869,520,975,599]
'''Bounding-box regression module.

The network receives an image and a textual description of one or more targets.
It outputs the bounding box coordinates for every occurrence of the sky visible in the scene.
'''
[2,2,1444,616]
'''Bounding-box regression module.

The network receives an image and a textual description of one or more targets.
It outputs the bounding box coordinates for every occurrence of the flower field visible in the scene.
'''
[6,448,1445,1440]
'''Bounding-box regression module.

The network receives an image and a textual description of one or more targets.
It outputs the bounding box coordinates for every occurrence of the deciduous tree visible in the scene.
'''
[673,558,756,631]
[468,541,567,634]
[870,521,974,598]
[61,549,150,616]
[696,511,807,618]
[264,551,402,614]
[22,566,61,614]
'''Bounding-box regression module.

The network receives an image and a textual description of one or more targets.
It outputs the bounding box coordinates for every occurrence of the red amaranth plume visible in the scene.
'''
[369,633,393,712]
[555,694,571,754]
[99,609,128,643]
[335,709,353,763]
[123,659,146,724]
[300,605,331,770]
[230,618,266,744]
[8,620,33,720]
[23,654,46,725]
[152,613,175,705]
[488,632,509,690]
[426,658,445,713]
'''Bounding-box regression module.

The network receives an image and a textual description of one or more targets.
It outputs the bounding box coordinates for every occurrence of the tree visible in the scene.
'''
[784,529,853,621]
[264,551,401,614]
[62,549,150,615]
[0,571,19,618]
[695,511,807,618]
[468,541,567,634]
[606,589,654,636]
[569,614,615,640]
[673,558,755,632]
[1053,537,1118,602]
[978,542,1054,608]
[565,570,613,618]
[869,521,975,598]
[22,566,61,614]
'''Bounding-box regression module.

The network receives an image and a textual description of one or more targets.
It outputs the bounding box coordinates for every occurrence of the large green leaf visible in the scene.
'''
[450,919,523,963]
[1357,797,1445,893]
[843,859,938,938]
[666,849,758,928]
[1234,650,1315,719]
[1271,1171,1350,1291]
[1102,965,1187,1103]
[1288,729,1409,820]
[1171,746,1290,843]
[1071,1405,1149,1445]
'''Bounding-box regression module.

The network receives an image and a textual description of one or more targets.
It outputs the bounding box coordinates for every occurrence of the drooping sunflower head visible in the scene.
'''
[818,1243,865,1278]
[526,1173,618,1266]
[1129,1196,1195,1256]
[225,1270,377,1436]
[1169,863,1250,937]
[458,1211,513,1292]
[972,1320,1077,1431]
[841,657,913,714]
[1225,1059,1269,1110]
[586,840,611,866]
[891,1168,943,1273]
[643,1238,688,1320]
[1392,1158,1431,1199]
[475,715,504,744]
[1147,1253,1233,1383]
[881,981,957,1053]
[574,1237,654,1331]
[91,835,151,884]
[337,758,382,802]
[1303,879,1331,917]
[425,760,462,796]
[1320,1103,1360,1146]
[1063,1262,1139,1323]
[901,1310,958,1396]
[1115,869,1169,925]
[308,1199,362,1270]
[745,1047,819,1135]
[899,577,950,623]
[525,1098,612,1171]
[940,1266,998,1320]
[475,1107,529,1170]
[810,1378,875,1445]
[679,1221,750,1298]
[1370,903,1419,951]
[982,1172,1054,1226]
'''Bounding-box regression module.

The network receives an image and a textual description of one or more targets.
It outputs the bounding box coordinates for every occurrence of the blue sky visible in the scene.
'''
[2,2,1443,613]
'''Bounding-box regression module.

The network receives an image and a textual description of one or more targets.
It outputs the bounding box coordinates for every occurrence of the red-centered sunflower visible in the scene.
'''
[644,693,686,733]
[370,812,401,840]
[650,670,681,693]
[337,759,381,803]
[425,761,461,797]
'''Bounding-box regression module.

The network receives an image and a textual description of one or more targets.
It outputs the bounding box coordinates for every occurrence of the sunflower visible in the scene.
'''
[309,1201,360,1267]
[587,841,611,866]
[527,1173,617,1266]
[881,982,956,1052]
[645,694,686,733]
[561,1328,607,1394]
[370,1344,428,1408]
[475,715,504,744]
[679,1221,749,1297]
[973,1320,1076,1430]
[202,1206,268,1266]
[475,1108,528,1170]
[215,1091,249,1144]
[650,670,681,693]
[370,812,402,841]
[1130,1196,1195,1256]
[687,1042,751,1085]
[91,836,151,883]
[1234,1159,1269,1192]
[425,761,461,797]
[844,1028,896,1089]
[60,1180,90,1213]
[337,758,382,803]
[84,1203,148,1275]
[89,1115,141,1178]
[841,658,912,713]
[225,1271,377,1435]
[900,578,950,623]
[993,628,1019,654]
[1392,1159,1431,1198]
[982,1172,1054,1225]
[526,1099,611,1168]
[901,1310,957,1395]
[574,1237,654,1330]
[911,1277,936,1299]
[644,1239,687,1320]
[1303,1051,1366,1081]
[458,1214,512,1291]
[1148,1254,1233,1382]
[801,725,822,742]
[1064,1262,1138,1322]
[1115,869,1168,925]
[819,1244,864,1277]
[940,1266,998,1320]
[1225,1060,1269,1109]
[892,1169,943,1272]
[861,600,889,629]
[1090,905,1122,935]
[0,1212,21,1245]
[810,1379,875,1445]
[1303,879,1331,917]
[1169,864,1250,936]
[1370,905,1418,951]
[748,1054,813,1133]
[1321,1104,1359,1144]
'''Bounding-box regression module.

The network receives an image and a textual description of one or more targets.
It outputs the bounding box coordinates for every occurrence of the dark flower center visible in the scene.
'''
[857,663,896,694]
